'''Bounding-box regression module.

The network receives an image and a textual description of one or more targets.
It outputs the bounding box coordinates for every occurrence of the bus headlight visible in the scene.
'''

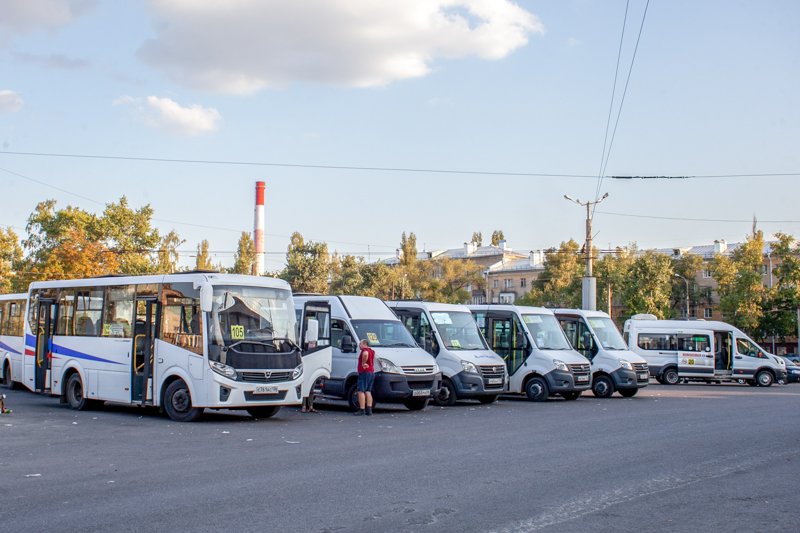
[292,364,304,380]
[619,360,633,370]
[553,359,569,372]
[461,361,479,374]
[378,358,403,374]
[210,361,237,379]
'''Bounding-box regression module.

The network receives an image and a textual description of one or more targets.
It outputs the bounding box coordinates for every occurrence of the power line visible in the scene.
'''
[596,210,800,224]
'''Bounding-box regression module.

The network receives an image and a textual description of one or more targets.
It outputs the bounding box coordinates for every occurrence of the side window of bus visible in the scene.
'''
[161,284,203,355]
[102,286,134,338]
[56,290,76,336]
[637,333,677,351]
[330,319,351,350]
[75,289,104,336]
[560,318,595,360]
[736,338,764,358]
[0,302,6,336]
[28,291,39,333]
[677,334,710,352]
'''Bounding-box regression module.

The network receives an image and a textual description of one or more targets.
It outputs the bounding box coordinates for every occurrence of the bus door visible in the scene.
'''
[299,301,333,400]
[676,332,714,378]
[714,331,733,372]
[132,298,160,405]
[485,311,529,378]
[34,299,57,394]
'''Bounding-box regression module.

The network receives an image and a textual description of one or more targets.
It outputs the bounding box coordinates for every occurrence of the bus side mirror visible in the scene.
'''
[341,335,355,353]
[305,319,319,345]
[198,283,213,313]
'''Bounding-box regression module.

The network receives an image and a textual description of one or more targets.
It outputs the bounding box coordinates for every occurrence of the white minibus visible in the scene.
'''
[387,301,507,406]
[294,295,442,411]
[554,309,649,398]
[624,316,787,386]
[20,273,331,421]
[0,293,27,388]
[468,305,591,401]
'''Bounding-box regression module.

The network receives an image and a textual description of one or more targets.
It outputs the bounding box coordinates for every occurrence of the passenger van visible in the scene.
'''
[387,301,507,406]
[624,316,787,386]
[294,295,442,411]
[554,309,649,398]
[468,305,591,401]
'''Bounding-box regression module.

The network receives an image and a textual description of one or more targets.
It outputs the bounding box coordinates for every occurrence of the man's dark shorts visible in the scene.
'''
[357,372,375,392]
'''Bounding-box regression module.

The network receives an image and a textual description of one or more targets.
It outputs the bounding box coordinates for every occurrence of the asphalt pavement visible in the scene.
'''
[1,383,798,532]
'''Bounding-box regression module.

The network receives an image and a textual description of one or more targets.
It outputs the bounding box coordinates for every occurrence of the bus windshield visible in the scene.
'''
[429,311,487,350]
[522,314,572,350]
[587,317,628,350]
[208,286,298,360]
[351,320,418,348]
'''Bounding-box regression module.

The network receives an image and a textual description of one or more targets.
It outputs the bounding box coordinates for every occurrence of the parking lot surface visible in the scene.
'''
[1,384,798,532]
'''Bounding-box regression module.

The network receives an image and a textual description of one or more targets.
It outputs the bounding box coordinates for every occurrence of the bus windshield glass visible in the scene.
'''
[430,311,487,350]
[208,286,298,358]
[587,317,628,350]
[522,314,572,350]
[351,320,418,348]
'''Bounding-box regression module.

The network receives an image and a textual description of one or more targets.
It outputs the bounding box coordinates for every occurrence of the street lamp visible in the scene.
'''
[674,273,689,319]
[564,193,609,310]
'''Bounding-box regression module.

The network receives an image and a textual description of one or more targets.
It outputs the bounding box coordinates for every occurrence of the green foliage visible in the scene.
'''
[525,239,583,307]
[0,228,23,293]
[195,240,214,271]
[156,230,184,274]
[100,196,161,274]
[761,233,800,340]
[595,245,636,314]
[329,254,365,294]
[419,257,483,304]
[231,232,256,275]
[281,232,330,293]
[670,253,704,317]
[713,231,766,334]
[399,232,417,266]
[471,232,483,247]
[621,251,675,318]
[491,230,505,246]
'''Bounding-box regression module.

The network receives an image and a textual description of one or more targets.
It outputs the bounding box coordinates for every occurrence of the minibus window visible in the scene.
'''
[677,334,710,352]
[637,333,677,351]
[736,338,766,358]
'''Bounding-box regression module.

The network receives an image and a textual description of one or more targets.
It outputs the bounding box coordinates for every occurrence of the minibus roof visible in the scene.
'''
[387,301,471,314]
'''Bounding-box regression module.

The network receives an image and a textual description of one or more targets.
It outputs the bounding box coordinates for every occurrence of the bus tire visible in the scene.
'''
[525,376,549,402]
[164,379,203,422]
[478,395,499,404]
[2,362,16,389]
[662,367,680,385]
[403,398,429,411]
[619,388,639,398]
[755,370,774,387]
[433,378,457,407]
[247,406,281,419]
[561,391,581,401]
[65,373,90,410]
[592,375,614,398]
[345,381,360,412]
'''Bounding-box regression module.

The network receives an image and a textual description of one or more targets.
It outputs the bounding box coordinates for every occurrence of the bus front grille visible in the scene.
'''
[239,371,294,383]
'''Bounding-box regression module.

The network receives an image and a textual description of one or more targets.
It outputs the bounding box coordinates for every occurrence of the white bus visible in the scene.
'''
[0,293,27,389]
[20,273,331,421]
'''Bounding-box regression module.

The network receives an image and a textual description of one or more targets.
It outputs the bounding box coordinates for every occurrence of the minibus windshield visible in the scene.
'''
[587,317,627,350]
[522,314,572,350]
[429,311,487,350]
[352,320,418,348]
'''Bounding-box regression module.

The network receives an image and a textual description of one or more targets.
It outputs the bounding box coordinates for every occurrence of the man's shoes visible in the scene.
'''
[365,407,373,416]
[353,409,365,416]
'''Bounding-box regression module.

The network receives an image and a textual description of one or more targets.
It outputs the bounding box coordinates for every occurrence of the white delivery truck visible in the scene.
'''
[387,301,507,406]
[294,295,442,411]
[468,305,591,401]
[623,315,787,386]
[553,309,649,398]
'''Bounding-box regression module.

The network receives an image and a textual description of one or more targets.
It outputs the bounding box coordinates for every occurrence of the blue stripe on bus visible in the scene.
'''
[0,340,21,354]
[26,333,36,346]
[52,344,125,366]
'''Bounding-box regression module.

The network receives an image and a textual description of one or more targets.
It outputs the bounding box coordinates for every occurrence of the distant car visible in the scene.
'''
[783,354,800,365]
[780,357,800,384]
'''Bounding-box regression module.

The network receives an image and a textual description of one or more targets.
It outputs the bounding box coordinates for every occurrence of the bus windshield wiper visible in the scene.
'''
[387,342,415,348]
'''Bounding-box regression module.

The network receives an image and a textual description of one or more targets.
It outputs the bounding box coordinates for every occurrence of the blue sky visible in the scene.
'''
[0,0,798,271]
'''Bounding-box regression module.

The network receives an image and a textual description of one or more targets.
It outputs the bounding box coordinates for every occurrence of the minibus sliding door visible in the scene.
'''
[34,299,57,394]
[132,298,160,405]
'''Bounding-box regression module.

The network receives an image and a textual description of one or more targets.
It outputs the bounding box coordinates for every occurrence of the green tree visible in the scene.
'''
[712,231,766,334]
[329,254,365,294]
[420,258,483,304]
[359,262,396,299]
[0,227,23,293]
[195,240,214,270]
[621,251,674,318]
[761,232,799,341]
[156,230,184,274]
[523,239,583,307]
[281,232,329,293]
[399,232,418,267]
[471,232,483,247]
[231,232,256,275]
[595,245,636,316]
[671,253,704,318]
[491,230,505,246]
[100,196,160,274]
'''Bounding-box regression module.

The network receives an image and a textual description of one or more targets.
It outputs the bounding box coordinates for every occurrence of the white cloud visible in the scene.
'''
[0,0,96,45]
[139,0,544,94]
[0,90,24,114]
[566,37,582,47]
[114,95,221,136]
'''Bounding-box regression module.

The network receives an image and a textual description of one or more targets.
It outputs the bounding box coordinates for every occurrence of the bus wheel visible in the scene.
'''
[478,395,499,404]
[561,391,581,401]
[525,377,549,402]
[403,398,429,411]
[434,379,457,407]
[755,370,774,387]
[2,363,15,389]
[346,382,360,412]
[619,388,639,398]
[247,406,281,419]
[592,376,614,398]
[164,380,203,422]
[65,373,89,410]
[662,368,680,385]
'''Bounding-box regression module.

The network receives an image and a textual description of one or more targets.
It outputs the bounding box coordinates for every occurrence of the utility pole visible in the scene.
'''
[564,193,609,311]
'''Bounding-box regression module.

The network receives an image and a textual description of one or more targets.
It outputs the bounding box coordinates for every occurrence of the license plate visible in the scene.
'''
[412,389,430,397]
[638,373,648,380]
[576,375,589,382]
[488,378,503,385]
[254,385,279,395]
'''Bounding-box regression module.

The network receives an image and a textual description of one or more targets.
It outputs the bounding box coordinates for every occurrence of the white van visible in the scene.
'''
[554,309,649,398]
[468,305,591,401]
[624,316,787,386]
[387,301,507,406]
[294,295,442,411]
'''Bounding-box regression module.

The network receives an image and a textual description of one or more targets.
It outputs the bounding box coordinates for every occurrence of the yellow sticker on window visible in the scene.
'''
[451,339,461,348]
[231,325,245,340]
[366,332,379,344]
[102,324,112,336]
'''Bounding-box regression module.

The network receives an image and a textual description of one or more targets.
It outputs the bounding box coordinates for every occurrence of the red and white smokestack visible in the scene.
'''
[254,181,266,276]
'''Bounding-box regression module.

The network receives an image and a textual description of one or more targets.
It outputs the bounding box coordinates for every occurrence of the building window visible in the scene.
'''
[504,279,513,289]
[702,268,712,279]
[761,264,768,275]
[520,278,527,288]
[704,308,713,319]
[499,293,515,304]
[492,279,499,289]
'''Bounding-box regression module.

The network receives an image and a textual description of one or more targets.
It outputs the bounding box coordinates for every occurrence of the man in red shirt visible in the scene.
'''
[355,339,375,416]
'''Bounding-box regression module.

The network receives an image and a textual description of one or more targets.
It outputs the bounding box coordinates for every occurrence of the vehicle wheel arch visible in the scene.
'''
[159,369,196,408]
[521,371,545,391]
[754,367,776,386]
[60,363,85,399]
